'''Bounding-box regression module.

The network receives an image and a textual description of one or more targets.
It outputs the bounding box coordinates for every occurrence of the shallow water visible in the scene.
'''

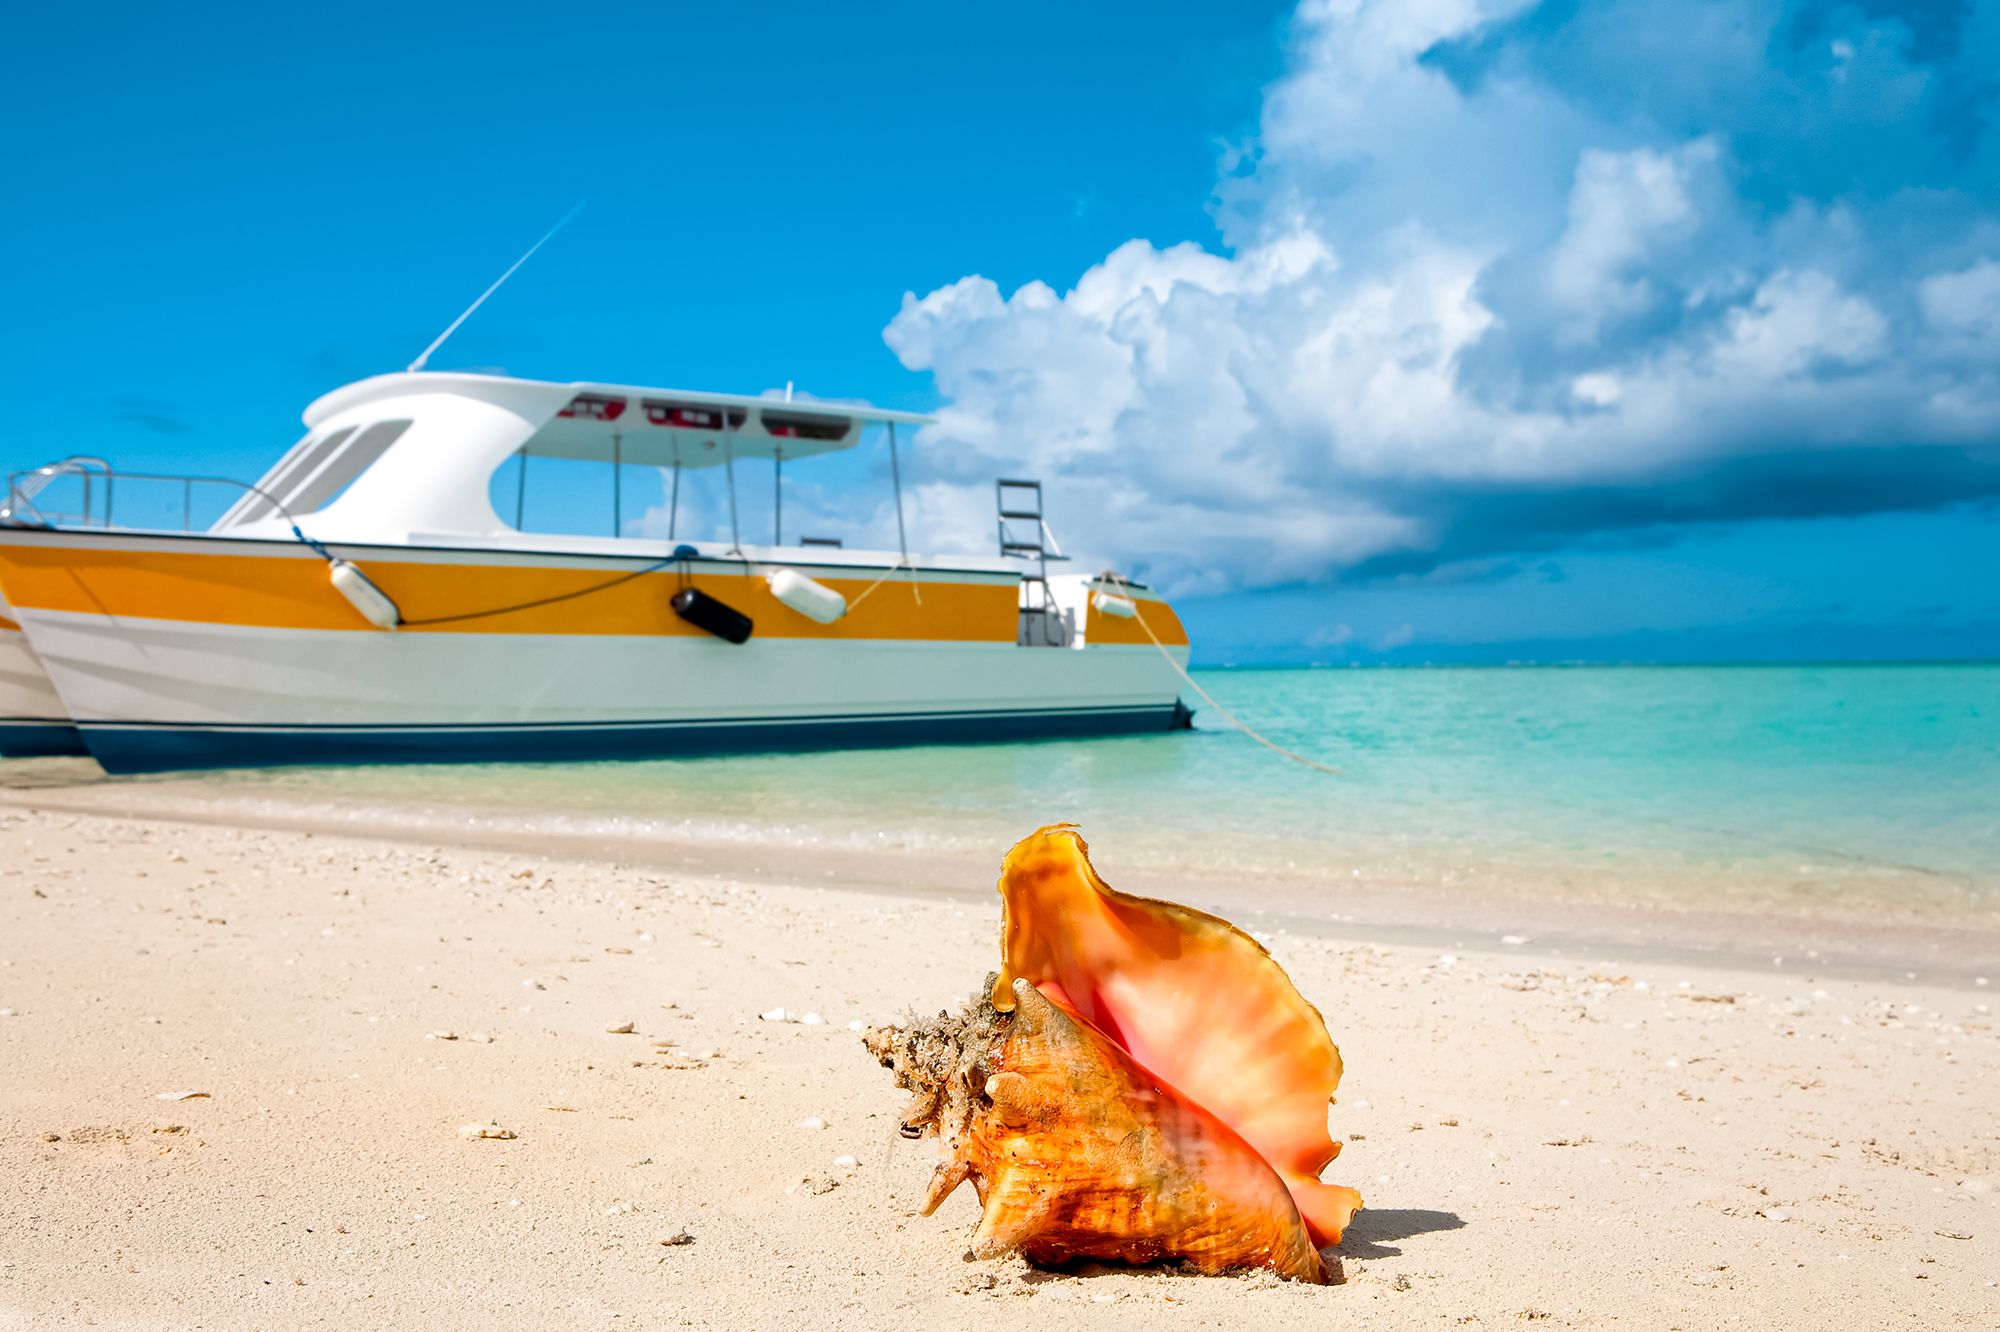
[61,663,1994,916]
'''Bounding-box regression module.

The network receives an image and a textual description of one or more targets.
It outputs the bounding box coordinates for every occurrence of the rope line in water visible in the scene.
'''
[1091,572,1967,882]
[1097,569,1343,777]
[1537,794,1971,885]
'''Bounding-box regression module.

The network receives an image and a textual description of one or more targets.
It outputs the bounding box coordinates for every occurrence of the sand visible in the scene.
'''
[1,801,1995,1329]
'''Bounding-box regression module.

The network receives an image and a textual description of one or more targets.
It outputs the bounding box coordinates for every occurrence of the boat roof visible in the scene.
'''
[304,371,931,467]
[212,369,933,536]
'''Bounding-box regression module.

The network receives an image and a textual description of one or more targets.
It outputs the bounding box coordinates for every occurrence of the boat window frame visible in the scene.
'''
[290,419,414,516]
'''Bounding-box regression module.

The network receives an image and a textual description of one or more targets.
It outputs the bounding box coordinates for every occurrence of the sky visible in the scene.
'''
[4,0,1997,664]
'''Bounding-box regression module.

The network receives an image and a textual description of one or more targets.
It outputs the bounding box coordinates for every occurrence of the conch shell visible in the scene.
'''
[992,826,1361,1248]
[864,825,1360,1283]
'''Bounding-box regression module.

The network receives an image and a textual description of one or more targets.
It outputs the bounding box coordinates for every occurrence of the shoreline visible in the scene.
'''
[0,774,1994,988]
[0,803,1994,1328]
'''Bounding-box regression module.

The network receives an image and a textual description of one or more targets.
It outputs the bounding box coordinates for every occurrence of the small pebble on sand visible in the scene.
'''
[760,1007,790,1022]
[800,1011,825,1025]
[798,1115,827,1130]
[460,1122,517,1140]
[467,1031,494,1043]
[833,1154,858,1169]
[155,1089,210,1102]
[659,1230,694,1246]
[1762,1207,1791,1221]
[606,1021,636,1034]
[427,1030,458,1041]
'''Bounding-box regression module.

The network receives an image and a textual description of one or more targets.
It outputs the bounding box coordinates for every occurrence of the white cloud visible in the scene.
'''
[1715,269,1887,379]
[883,0,2000,594]
[1547,141,1716,338]
[1919,258,2000,339]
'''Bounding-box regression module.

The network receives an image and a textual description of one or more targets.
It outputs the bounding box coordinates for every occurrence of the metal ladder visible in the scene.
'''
[996,478,1070,646]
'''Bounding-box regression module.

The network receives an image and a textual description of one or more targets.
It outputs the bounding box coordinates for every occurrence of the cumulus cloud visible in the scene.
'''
[883,0,2000,593]
[1921,258,2000,338]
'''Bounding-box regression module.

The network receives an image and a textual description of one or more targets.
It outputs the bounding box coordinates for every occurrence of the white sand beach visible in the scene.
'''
[1,800,1995,1329]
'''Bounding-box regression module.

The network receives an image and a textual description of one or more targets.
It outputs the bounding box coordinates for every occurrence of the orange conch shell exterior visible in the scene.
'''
[966,978,1329,1282]
[992,824,1362,1246]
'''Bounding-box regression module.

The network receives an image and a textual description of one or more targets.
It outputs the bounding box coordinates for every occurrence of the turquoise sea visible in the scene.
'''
[99,663,1998,917]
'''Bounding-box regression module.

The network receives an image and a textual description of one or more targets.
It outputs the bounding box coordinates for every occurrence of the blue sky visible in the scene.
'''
[4,0,1997,663]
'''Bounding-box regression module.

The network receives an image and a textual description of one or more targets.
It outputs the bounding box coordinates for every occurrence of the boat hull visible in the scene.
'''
[73,705,1186,773]
[0,531,1192,773]
[0,592,86,757]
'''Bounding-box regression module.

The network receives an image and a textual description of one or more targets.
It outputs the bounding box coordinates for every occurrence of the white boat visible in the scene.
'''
[0,372,1190,773]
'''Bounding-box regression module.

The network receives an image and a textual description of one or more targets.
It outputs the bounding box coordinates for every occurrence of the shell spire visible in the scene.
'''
[865,978,1332,1282]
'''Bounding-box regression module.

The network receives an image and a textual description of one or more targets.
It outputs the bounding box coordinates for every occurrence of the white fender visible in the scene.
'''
[1091,589,1138,619]
[329,559,402,630]
[766,568,848,624]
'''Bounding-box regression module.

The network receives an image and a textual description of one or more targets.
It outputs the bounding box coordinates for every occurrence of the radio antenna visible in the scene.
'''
[407,200,587,373]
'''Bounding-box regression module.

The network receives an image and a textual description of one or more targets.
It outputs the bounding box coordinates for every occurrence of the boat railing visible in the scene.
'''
[2,458,252,533]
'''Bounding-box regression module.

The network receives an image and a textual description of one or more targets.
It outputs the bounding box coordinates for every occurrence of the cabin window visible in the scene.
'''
[292,419,413,514]
[759,409,851,442]
[644,400,747,432]
[488,448,659,539]
[225,426,358,524]
[559,393,627,422]
[487,445,801,547]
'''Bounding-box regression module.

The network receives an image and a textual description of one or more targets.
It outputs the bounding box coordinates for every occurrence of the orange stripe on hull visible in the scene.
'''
[0,544,1172,646]
[1084,597,1191,649]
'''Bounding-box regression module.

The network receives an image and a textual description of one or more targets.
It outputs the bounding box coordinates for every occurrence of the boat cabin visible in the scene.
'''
[213,371,940,557]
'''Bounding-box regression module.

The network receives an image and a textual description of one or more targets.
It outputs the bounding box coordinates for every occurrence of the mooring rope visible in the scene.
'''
[844,557,920,612]
[398,554,687,626]
[1096,569,1343,777]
